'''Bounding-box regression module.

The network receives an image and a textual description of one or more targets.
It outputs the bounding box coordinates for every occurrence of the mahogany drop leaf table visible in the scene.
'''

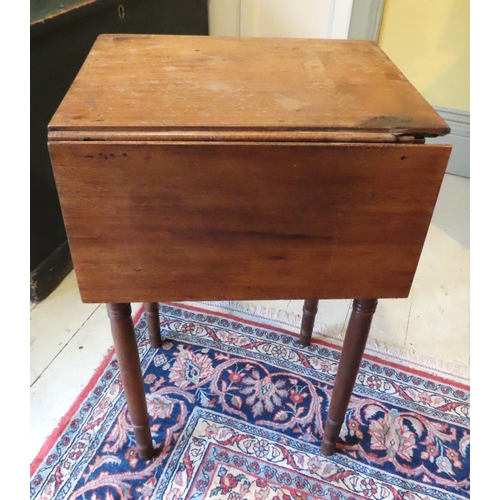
[48,35,451,460]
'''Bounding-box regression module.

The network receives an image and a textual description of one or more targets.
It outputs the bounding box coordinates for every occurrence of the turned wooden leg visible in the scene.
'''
[145,302,162,348]
[299,299,319,346]
[107,303,154,460]
[321,298,378,456]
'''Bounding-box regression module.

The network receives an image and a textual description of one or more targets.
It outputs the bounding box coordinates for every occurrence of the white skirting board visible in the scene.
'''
[428,106,470,178]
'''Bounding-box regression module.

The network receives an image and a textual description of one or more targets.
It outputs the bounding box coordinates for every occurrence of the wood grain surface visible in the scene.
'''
[48,35,449,140]
[49,142,451,303]
[47,35,452,462]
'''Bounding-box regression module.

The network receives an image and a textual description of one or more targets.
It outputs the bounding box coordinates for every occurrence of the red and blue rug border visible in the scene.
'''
[30,301,469,478]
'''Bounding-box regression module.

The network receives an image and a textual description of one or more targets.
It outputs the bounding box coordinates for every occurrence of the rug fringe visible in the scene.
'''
[188,300,470,386]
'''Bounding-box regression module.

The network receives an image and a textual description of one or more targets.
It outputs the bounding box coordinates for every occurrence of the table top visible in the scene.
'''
[49,35,449,143]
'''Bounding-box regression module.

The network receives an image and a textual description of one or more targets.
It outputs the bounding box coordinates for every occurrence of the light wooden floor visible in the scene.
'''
[30,173,470,463]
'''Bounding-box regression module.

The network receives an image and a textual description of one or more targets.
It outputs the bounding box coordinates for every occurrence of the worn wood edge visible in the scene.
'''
[368,43,451,137]
[30,240,74,303]
[47,140,452,150]
[46,130,440,143]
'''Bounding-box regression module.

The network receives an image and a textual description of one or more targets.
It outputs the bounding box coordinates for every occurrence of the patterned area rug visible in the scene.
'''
[30,303,470,499]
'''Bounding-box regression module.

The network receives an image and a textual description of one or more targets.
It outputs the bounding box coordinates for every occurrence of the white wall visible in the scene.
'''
[208,0,241,36]
[208,0,353,39]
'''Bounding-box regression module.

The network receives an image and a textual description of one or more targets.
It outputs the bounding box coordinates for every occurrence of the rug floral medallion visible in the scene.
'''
[30,304,470,500]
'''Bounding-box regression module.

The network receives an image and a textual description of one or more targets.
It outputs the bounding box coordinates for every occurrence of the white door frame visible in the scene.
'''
[329,0,354,39]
